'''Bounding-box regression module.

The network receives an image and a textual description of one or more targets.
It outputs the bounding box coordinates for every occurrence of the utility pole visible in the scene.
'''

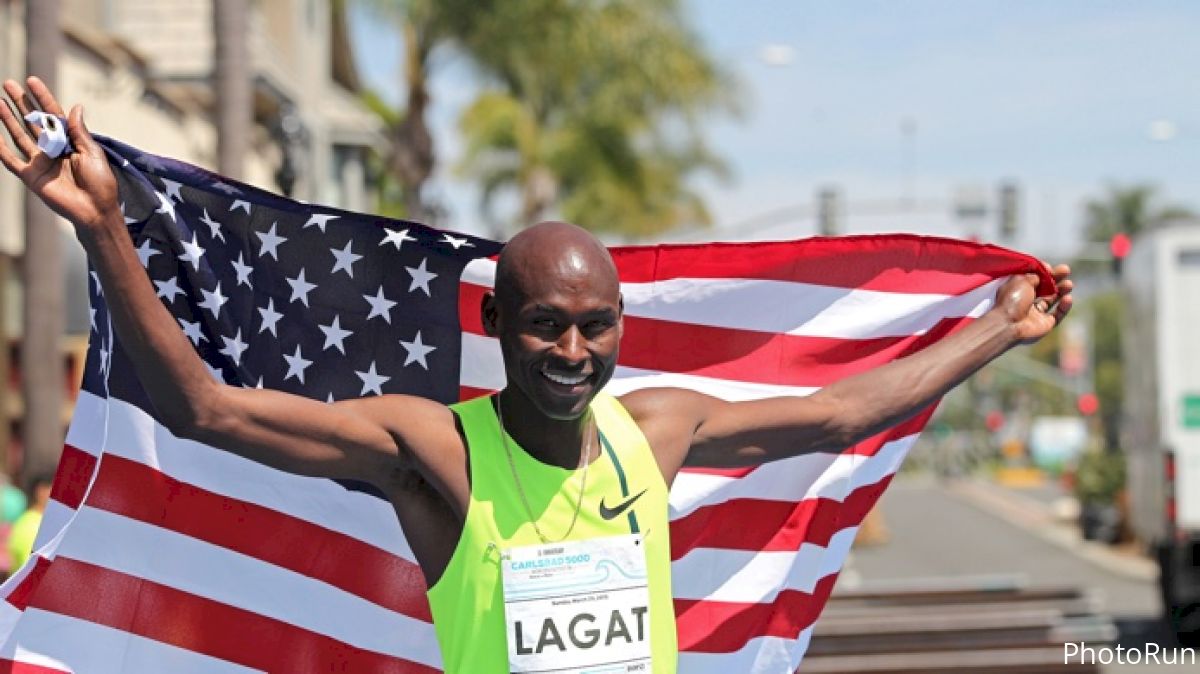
[22,0,66,483]
[816,186,841,237]
[213,0,251,179]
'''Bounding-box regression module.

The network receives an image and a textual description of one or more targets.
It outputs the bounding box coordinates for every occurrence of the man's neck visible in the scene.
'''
[495,388,596,469]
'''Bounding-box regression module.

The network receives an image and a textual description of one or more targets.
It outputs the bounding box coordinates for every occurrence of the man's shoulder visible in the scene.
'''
[616,386,708,424]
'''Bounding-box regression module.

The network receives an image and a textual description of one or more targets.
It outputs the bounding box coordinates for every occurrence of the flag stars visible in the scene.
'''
[198,283,229,319]
[154,276,185,304]
[287,268,317,307]
[230,199,252,215]
[200,209,225,243]
[231,252,254,288]
[255,222,287,260]
[135,239,160,267]
[98,343,111,376]
[162,178,185,203]
[381,227,415,251]
[355,361,391,396]
[178,232,206,270]
[212,181,241,196]
[318,315,353,355]
[363,285,397,323]
[330,241,362,278]
[282,345,313,384]
[304,214,338,232]
[405,258,437,297]
[399,331,435,369]
[218,329,249,366]
[177,317,207,346]
[154,190,176,223]
[257,298,283,337]
[120,201,137,225]
[90,271,103,295]
[441,234,473,249]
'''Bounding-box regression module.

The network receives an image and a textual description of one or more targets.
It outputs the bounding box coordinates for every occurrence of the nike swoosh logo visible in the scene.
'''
[599,489,648,520]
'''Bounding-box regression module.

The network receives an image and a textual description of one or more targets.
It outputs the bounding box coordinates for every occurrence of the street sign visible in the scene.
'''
[1184,394,1200,429]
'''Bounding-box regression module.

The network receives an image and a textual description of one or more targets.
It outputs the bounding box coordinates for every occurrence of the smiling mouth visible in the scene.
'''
[540,365,590,387]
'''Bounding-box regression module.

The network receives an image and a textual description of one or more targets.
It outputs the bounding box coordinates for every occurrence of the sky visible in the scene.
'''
[349,1,1200,257]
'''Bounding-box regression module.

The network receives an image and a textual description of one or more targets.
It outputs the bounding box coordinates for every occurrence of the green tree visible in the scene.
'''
[455,0,736,237]
[1083,184,1194,241]
[357,0,495,222]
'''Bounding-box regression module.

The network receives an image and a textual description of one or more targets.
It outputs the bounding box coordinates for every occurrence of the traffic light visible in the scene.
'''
[997,182,1019,241]
[1110,232,1131,276]
[1077,393,1099,416]
[817,187,840,236]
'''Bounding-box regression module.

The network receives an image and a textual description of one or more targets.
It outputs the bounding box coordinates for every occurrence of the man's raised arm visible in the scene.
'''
[624,268,1073,479]
[0,77,444,484]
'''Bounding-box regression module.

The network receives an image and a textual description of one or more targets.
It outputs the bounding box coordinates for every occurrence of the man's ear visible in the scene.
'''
[481,290,500,337]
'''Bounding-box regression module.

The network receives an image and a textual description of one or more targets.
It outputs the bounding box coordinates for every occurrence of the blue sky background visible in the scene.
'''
[349,1,1200,255]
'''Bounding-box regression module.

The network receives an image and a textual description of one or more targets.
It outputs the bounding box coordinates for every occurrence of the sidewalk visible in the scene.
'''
[946,478,1158,582]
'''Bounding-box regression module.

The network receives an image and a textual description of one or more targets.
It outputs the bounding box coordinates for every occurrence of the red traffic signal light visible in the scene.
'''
[1077,393,1099,416]
[1110,233,1132,259]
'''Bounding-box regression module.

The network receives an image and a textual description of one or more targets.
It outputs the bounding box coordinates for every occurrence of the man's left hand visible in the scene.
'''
[994,263,1074,345]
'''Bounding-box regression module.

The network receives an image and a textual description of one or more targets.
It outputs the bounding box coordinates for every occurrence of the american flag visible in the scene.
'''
[0,135,1048,673]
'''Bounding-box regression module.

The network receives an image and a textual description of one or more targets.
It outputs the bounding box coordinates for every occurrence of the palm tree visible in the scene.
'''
[357,0,494,222]
[455,0,735,237]
[1083,184,1194,241]
[21,0,66,483]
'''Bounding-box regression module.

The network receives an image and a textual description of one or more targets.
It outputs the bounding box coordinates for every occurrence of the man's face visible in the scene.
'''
[488,263,623,420]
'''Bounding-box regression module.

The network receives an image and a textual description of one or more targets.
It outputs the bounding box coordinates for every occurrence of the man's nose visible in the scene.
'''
[553,325,588,364]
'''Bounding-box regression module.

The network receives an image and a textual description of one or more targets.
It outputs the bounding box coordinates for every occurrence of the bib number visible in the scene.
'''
[502,534,653,673]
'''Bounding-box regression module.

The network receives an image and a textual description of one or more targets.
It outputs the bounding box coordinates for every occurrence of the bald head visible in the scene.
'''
[494,221,619,307]
[484,222,624,420]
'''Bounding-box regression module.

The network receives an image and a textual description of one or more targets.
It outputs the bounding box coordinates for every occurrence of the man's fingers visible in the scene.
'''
[1,80,40,139]
[0,99,37,160]
[0,111,29,175]
[26,77,66,117]
[1052,294,1073,324]
[66,105,98,156]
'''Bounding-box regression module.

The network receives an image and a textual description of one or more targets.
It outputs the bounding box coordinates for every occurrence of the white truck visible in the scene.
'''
[1123,224,1200,640]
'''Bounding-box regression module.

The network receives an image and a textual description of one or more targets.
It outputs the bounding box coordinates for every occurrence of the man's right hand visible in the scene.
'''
[0,77,121,234]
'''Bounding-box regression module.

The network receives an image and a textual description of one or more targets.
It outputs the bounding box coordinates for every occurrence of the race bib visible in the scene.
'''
[501,534,653,673]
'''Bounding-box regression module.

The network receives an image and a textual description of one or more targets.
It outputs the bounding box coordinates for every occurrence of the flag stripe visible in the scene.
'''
[0,658,71,674]
[467,237,1044,293]
[0,610,258,674]
[48,445,96,511]
[678,630,813,674]
[69,393,412,559]
[84,452,432,622]
[672,528,857,605]
[458,268,1001,340]
[675,573,840,653]
[51,507,440,665]
[669,473,894,557]
[22,557,438,673]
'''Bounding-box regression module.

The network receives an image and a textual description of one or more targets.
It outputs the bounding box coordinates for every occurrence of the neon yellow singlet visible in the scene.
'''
[428,393,677,673]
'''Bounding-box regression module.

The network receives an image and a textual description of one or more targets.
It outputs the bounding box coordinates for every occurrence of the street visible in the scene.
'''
[836,478,1191,673]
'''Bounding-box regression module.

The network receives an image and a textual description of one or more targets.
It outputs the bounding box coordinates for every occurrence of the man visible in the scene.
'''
[0,77,1072,673]
[7,474,51,573]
